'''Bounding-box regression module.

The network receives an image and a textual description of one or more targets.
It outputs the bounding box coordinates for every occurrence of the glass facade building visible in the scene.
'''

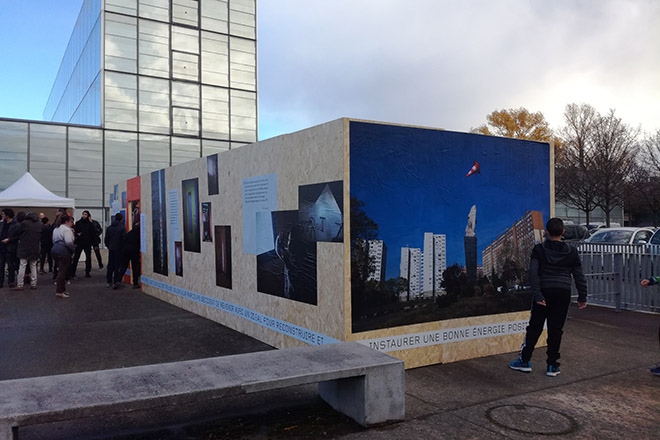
[0,0,257,224]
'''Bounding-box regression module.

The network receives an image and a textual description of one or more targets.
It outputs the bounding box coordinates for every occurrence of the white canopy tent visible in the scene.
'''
[0,172,75,208]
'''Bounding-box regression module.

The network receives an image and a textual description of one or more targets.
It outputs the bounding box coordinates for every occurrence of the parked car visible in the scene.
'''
[580,222,621,235]
[584,227,655,245]
[562,224,589,242]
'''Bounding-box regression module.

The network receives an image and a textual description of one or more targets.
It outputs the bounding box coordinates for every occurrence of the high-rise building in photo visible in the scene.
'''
[482,210,545,277]
[0,0,257,224]
[400,247,421,299]
[422,232,446,297]
[367,239,387,283]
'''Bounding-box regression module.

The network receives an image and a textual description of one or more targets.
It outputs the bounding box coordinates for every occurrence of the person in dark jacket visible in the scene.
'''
[51,214,75,298]
[509,217,588,377]
[11,212,42,290]
[39,217,53,274]
[119,222,141,288]
[105,213,127,289]
[90,213,104,270]
[70,210,96,279]
[640,276,660,377]
[0,208,15,288]
[2,211,24,288]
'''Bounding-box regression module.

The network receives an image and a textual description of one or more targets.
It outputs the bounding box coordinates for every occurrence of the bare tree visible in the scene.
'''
[643,130,660,174]
[590,110,640,226]
[556,103,599,225]
[625,130,660,226]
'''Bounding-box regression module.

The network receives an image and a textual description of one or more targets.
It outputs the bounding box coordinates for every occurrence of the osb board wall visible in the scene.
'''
[139,119,347,348]
[346,310,546,369]
[343,118,550,369]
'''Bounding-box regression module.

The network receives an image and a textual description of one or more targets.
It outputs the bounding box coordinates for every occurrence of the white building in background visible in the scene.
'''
[400,247,421,299]
[367,239,387,283]
[0,0,257,225]
[422,232,446,297]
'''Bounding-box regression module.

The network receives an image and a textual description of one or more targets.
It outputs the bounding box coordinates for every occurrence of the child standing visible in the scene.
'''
[509,217,588,376]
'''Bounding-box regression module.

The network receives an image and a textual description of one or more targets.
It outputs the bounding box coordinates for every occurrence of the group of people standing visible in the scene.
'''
[0,208,140,298]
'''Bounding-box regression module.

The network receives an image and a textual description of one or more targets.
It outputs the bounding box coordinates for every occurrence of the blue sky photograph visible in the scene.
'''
[349,121,551,280]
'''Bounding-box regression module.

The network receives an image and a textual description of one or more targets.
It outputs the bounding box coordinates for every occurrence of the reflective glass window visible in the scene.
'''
[172,82,200,108]
[104,131,138,195]
[105,0,137,16]
[172,26,199,54]
[139,134,170,174]
[229,0,255,39]
[173,0,199,27]
[139,19,170,78]
[44,1,101,124]
[229,37,255,91]
[201,31,228,87]
[104,71,138,131]
[173,107,200,136]
[105,13,137,74]
[139,0,169,22]
[0,121,28,190]
[171,137,201,165]
[201,0,228,34]
[172,51,199,81]
[29,124,66,196]
[202,139,230,156]
[139,77,170,134]
[201,85,229,140]
[230,90,256,142]
[68,127,103,206]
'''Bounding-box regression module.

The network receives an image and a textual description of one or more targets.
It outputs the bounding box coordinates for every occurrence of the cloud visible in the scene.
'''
[257,0,660,139]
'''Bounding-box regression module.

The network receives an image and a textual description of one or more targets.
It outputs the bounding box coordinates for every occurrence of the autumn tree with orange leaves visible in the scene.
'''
[471,107,553,142]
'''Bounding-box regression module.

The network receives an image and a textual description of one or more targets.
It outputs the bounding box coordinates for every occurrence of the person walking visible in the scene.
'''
[640,276,660,376]
[11,212,42,291]
[39,217,53,274]
[89,213,104,270]
[70,210,95,279]
[0,208,15,288]
[105,213,126,289]
[509,217,588,377]
[51,214,75,298]
[119,221,141,289]
[2,211,24,288]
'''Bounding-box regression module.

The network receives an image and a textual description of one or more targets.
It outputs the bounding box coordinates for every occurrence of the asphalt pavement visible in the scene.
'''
[1,268,659,439]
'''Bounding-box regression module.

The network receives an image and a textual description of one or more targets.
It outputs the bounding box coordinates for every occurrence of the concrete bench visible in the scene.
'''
[0,342,404,439]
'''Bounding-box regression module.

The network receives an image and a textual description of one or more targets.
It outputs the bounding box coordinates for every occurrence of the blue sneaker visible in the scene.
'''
[651,364,660,376]
[509,358,532,372]
[546,365,561,377]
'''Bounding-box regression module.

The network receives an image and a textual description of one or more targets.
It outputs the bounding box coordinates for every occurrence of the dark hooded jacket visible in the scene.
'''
[74,217,96,247]
[529,239,588,303]
[104,220,127,252]
[5,221,21,254]
[17,212,42,260]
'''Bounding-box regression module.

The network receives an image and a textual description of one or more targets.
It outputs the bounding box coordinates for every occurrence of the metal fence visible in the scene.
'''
[575,243,660,313]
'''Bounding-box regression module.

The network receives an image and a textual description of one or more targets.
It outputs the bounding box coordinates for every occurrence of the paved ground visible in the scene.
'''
[1,269,659,439]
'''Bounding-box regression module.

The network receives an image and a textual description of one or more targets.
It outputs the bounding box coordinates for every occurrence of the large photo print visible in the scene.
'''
[151,169,168,276]
[182,178,201,252]
[349,122,551,332]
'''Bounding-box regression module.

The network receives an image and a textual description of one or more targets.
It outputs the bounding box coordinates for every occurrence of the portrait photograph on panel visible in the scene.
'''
[257,210,317,306]
[182,178,201,252]
[202,202,212,242]
[151,169,168,276]
[298,180,344,243]
[207,154,219,195]
[175,241,183,277]
[349,121,551,332]
[215,225,232,289]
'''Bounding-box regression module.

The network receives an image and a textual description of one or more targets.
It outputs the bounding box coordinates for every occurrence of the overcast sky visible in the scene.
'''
[1,1,658,140]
